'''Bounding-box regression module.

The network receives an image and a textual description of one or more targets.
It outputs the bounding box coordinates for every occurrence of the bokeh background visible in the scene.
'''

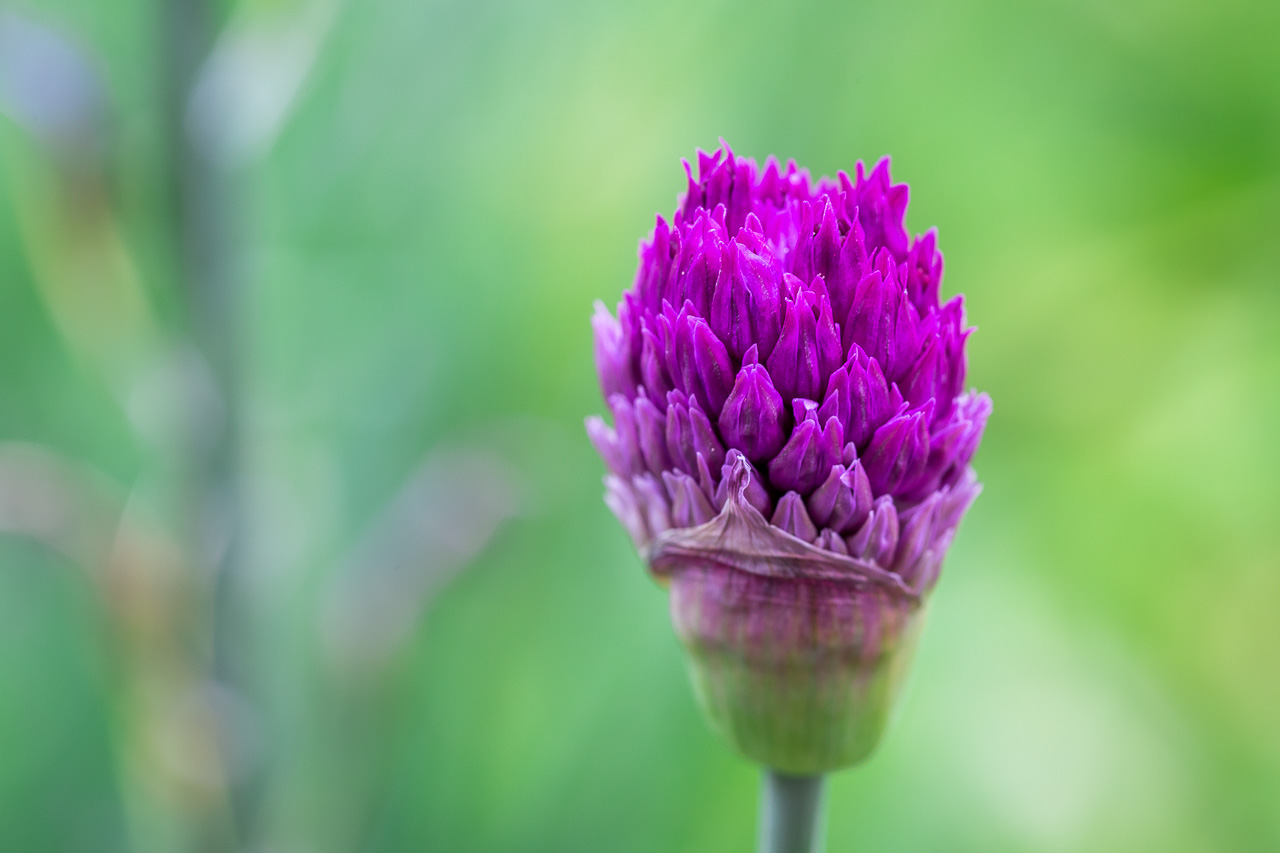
[2,0,1279,850]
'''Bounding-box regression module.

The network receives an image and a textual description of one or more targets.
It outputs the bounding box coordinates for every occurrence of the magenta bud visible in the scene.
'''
[663,390,725,477]
[663,469,718,528]
[814,528,849,555]
[767,413,843,495]
[631,472,673,541]
[633,392,673,475]
[668,302,735,416]
[806,459,874,534]
[718,346,787,462]
[766,287,824,403]
[771,491,818,542]
[842,345,902,449]
[588,144,988,775]
[847,495,900,565]
[640,325,672,401]
[592,301,635,400]
[603,474,648,549]
[863,404,931,497]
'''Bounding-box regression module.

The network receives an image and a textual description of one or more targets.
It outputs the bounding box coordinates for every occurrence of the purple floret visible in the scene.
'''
[588,142,989,587]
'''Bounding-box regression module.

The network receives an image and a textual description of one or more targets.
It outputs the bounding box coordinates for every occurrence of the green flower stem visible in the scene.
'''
[758,770,826,853]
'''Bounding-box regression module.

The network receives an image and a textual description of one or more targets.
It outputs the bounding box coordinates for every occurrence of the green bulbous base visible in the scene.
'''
[668,565,926,775]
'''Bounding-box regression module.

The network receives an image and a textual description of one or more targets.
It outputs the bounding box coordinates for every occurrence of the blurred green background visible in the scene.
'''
[2,0,1279,850]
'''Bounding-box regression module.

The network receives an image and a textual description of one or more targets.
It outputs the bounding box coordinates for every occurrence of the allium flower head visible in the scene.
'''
[587,143,990,773]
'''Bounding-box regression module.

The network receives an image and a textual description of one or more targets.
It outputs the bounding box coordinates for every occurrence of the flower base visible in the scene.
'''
[670,565,926,774]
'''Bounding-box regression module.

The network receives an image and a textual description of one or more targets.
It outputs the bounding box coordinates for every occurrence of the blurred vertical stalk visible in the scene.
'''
[758,771,826,853]
[164,0,240,565]
[163,0,252,847]
[2,8,238,852]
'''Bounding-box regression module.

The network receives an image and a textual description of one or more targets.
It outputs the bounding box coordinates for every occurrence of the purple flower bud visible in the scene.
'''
[852,158,910,259]
[806,460,874,534]
[905,229,942,314]
[846,460,875,526]
[805,463,847,528]
[767,412,843,495]
[664,302,735,416]
[592,300,635,400]
[584,394,643,478]
[901,334,942,413]
[717,345,787,462]
[936,467,983,536]
[786,199,816,284]
[588,144,989,773]
[951,393,991,472]
[763,283,845,406]
[812,198,844,303]
[633,391,675,475]
[863,403,931,497]
[792,396,819,423]
[815,290,844,382]
[639,325,672,401]
[631,472,672,540]
[836,345,903,449]
[893,492,942,585]
[847,495,900,565]
[663,469,718,528]
[817,367,849,427]
[664,391,697,474]
[688,400,727,474]
[603,474,648,549]
[672,210,724,315]
[766,286,823,403]
[710,240,782,362]
[820,204,868,325]
[664,390,727,479]
[690,316,736,414]
[814,528,849,555]
[936,296,971,419]
[695,452,719,502]
[771,491,818,542]
[634,214,672,308]
[844,259,921,381]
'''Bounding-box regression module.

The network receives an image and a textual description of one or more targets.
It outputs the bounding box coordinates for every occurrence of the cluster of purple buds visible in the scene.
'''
[587,144,989,773]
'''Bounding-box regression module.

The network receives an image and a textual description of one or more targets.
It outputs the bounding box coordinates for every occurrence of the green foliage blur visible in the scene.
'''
[2,0,1278,850]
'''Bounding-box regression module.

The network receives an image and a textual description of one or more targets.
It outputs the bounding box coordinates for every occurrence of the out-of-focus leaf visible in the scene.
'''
[187,0,340,167]
[319,442,519,670]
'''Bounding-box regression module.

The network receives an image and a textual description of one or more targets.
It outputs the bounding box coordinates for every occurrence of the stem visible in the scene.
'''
[758,770,826,853]
[165,0,252,847]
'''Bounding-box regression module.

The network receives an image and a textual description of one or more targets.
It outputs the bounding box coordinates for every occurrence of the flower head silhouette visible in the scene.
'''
[587,143,989,772]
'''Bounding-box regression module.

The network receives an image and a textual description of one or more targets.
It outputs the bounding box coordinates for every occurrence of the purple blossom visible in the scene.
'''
[588,143,987,569]
[586,143,989,772]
